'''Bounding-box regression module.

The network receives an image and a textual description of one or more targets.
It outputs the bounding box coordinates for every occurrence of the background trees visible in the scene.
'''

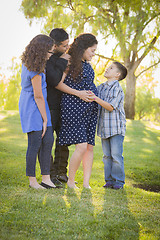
[0,58,21,110]
[134,68,160,121]
[20,0,160,119]
[2,58,159,121]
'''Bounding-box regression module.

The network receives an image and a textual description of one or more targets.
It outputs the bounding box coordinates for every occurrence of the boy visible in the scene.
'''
[91,62,127,189]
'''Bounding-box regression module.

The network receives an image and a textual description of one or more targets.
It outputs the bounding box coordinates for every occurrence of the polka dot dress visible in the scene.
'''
[59,61,98,146]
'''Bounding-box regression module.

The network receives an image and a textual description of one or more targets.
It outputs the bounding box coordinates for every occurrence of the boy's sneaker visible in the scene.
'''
[103,182,113,188]
[113,184,123,190]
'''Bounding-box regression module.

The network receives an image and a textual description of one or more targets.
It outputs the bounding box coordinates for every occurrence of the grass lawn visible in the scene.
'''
[0,110,160,240]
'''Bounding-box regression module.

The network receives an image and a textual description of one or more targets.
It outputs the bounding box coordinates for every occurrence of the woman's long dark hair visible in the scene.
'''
[68,33,98,80]
[22,34,54,73]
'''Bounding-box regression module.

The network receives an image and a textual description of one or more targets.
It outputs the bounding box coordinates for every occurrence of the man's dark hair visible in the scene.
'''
[113,61,127,81]
[49,28,69,46]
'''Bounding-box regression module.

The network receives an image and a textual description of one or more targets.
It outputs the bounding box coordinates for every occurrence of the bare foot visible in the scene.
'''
[42,180,56,188]
[29,183,45,189]
[67,181,79,189]
[83,185,91,189]
[29,177,45,189]
[42,175,56,188]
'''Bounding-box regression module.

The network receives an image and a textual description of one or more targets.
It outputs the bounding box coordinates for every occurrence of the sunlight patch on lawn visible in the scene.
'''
[0,110,18,120]
[146,121,160,131]
[92,196,104,211]
[0,128,7,133]
[1,112,160,239]
[0,113,8,120]
[124,136,131,142]
[140,148,153,154]
[42,194,48,205]
[142,137,155,144]
[62,195,71,209]
[139,231,156,240]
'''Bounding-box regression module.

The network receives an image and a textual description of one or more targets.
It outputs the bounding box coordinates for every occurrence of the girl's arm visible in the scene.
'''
[55,73,93,102]
[31,75,47,138]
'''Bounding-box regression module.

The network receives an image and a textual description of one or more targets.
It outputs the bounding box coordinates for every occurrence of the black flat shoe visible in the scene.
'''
[57,175,68,183]
[51,177,62,187]
[40,182,62,189]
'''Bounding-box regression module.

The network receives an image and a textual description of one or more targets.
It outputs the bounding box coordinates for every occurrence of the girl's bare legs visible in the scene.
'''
[67,142,87,188]
[82,144,93,188]
[29,177,44,189]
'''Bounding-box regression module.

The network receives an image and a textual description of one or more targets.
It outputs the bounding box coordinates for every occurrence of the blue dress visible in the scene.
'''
[19,64,52,133]
[59,61,98,146]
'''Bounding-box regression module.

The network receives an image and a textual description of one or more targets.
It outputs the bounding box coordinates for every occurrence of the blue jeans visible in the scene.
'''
[101,135,125,187]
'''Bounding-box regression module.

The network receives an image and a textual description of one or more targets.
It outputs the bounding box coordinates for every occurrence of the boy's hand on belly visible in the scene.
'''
[78,90,94,102]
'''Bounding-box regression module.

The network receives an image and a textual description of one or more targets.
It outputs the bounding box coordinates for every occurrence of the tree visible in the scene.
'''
[135,87,155,120]
[20,0,160,119]
[135,67,160,121]
[0,72,7,110]
[0,58,21,110]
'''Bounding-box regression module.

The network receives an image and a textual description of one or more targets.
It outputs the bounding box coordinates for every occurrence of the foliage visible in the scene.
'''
[1,57,159,123]
[20,0,160,65]
[135,67,160,121]
[92,59,160,122]
[0,111,160,239]
[136,65,158,92]
[0,73,6,110]
[135,86,156,120]
[0,58,21,110]
[20,0,160,119]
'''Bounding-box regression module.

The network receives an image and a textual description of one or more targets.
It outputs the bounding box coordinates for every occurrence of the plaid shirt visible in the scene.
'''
[97,80,126,139]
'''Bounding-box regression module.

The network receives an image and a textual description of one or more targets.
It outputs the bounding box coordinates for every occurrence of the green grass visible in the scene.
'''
[0,110,160,240]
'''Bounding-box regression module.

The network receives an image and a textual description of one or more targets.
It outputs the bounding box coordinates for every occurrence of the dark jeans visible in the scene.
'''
[50,109,69,177]
[26,127,54,177]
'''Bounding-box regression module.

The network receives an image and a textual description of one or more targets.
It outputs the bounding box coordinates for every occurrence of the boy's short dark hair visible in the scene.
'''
[113,61,127,81]
[49,28,69,46]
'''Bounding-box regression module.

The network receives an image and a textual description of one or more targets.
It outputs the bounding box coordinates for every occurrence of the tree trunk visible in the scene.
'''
[124,69,136,119]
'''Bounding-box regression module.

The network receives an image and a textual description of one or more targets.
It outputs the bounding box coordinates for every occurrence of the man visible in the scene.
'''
[46,28,91,186]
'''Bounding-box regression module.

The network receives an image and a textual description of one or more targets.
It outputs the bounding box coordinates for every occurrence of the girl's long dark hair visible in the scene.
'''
[68,33,98,80]
[22,34,54,73]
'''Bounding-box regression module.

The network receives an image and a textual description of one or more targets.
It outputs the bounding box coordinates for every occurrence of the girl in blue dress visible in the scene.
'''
[19,34,57,189]
[59,33,98,188]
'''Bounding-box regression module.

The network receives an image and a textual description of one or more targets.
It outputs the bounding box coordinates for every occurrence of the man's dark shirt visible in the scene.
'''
[46,52,68,110]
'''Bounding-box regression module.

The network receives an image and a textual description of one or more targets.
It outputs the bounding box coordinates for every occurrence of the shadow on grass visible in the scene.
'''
[97,189,140,239]
[63,188,96,239]
[0,112,159,239]
[63,187,140,239]
[0,186,69,240]
[132,183,160,193]
[125,120,160,192]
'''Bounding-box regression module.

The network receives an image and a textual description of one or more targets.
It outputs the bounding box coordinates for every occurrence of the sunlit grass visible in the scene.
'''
[0,111,160,240]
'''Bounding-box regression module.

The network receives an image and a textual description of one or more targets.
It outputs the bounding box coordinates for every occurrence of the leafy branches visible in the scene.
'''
[20,0,160,118]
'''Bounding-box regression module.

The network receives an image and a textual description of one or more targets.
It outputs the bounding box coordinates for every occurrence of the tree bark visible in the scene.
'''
[124,69,136,119]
